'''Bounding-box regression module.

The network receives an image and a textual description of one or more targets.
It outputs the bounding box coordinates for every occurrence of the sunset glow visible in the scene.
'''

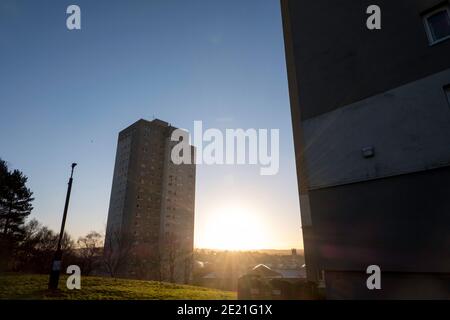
[202,206,268,250]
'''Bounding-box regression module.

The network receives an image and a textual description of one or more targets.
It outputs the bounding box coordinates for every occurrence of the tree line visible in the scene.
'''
[0,158,103,275]
[1,157,192,282]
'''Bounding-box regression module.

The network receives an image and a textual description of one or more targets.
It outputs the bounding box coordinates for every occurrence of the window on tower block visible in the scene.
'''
[423,5,450,45]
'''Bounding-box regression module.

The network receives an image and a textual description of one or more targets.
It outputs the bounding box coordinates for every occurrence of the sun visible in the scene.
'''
[202,206,267,250]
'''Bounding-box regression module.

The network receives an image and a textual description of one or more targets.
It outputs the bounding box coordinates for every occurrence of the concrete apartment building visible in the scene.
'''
[105,119,195,283]
[281,0,450,299]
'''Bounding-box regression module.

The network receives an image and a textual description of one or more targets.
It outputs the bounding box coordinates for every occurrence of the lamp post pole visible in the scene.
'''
[48,163,77,290]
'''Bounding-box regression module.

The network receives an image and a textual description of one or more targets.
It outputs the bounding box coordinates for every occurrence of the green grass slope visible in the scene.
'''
[0,273,236,300]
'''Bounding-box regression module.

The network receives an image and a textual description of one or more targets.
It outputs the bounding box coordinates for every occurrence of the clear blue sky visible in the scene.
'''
[0,0,302,249]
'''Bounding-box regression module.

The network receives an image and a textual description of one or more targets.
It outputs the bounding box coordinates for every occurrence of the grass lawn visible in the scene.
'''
[0,273,236,300]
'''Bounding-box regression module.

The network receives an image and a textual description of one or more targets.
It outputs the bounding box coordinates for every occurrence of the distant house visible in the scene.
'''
[274,268,306,279]
[248,264,282,278]
[238,264,316,300]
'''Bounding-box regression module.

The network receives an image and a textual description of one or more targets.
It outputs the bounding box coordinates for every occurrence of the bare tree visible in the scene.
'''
[162,232,192,283]
[166,233,179,283]
[12,219,75,273]
[103,229,133,278]
[77,231,103,275]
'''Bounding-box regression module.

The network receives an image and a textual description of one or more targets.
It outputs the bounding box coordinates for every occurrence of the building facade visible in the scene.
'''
[105,119,195,283]
[281,0,450,299]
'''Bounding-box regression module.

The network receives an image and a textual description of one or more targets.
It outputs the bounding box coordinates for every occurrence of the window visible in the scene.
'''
[423,5,450,45]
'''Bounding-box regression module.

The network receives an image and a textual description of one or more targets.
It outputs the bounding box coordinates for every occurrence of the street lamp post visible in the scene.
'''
[48,163,77,290]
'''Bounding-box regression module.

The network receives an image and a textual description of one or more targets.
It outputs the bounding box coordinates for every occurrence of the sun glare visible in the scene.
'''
[203,206,267,250]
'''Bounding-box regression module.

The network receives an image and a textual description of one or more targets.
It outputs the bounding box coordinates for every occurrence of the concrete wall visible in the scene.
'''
[160,139,196,283]
[105,134,131,249]
[303,68,450,189]
[281,0,450,297]
[284,0,450,120]
[309,166,450,273]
